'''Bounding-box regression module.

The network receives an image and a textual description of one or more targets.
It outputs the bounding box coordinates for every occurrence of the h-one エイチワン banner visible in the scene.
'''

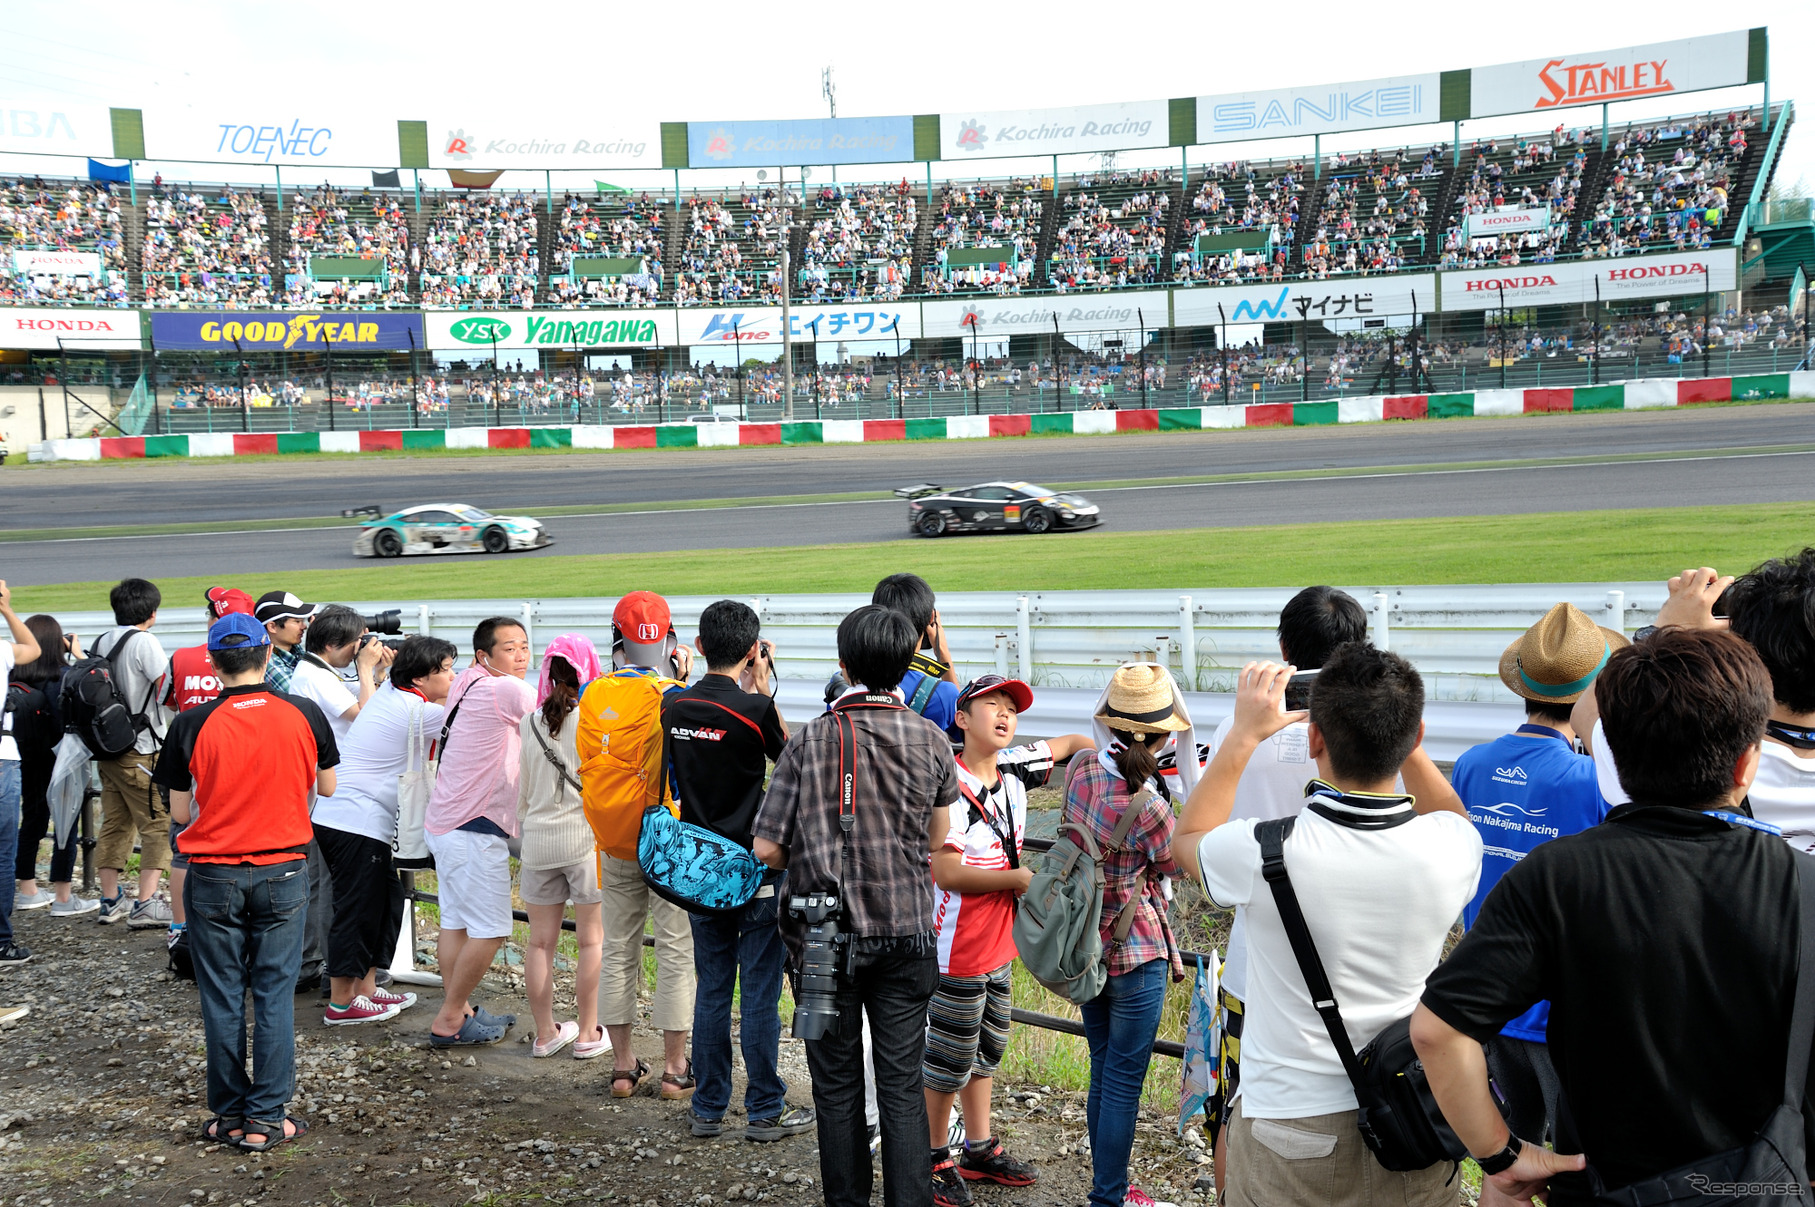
[1468,31,1757,119]
[1171,276,1438,328]
[138,108,401,167]
[1439,250,1738,310]
[675,304,920,346]
[423,113,662,170]
[938,101,1171,160]
[0,307,141,351]
[1196,74,1443,141]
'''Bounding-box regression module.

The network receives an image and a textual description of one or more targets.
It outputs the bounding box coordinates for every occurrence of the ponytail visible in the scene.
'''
[1110,728,1162,795]
[540,655,580,735]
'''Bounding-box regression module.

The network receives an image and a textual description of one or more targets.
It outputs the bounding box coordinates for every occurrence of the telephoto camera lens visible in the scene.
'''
[361,609,404,635]
[789,893,845,1041]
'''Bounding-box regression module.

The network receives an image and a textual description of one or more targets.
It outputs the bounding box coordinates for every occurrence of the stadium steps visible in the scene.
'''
[661,196,686,301]
[1561,145,1613,258]
[1426,158,1466,266]
[1030,192,1060,288]
[1723,104,1795,246]
[1161,178,1192,277]
[908,183,938,293]
[1297,172,1330,265]
[120,193,147,302]
[536,203,558,302]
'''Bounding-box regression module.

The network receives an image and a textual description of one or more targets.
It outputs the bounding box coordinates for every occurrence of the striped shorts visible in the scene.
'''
[922,962,1014,1094]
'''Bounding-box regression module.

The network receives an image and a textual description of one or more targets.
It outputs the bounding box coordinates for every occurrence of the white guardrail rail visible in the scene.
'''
[51,584,1659,761]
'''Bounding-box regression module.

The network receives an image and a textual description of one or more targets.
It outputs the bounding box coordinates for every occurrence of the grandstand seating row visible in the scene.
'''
[0,107,1784,309]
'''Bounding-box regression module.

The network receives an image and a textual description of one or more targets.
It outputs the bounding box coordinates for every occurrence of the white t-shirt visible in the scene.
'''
[310,683,445,844]
[92,625,170,755]
[290,656,359,745]
[1,639,16,761]
[1750,740,1815,855]
[1197,799,1483,1119]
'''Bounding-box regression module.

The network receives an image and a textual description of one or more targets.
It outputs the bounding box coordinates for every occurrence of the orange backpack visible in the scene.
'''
[576,668,683,860]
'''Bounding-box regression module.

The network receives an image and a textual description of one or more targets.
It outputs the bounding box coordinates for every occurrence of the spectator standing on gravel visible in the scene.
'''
[516,634,608,1060]
[255,591,317,695]
[0,581,44,965]
[91,578,174,929]
[424,617,535,1047]
[313,635,458,1027]
[665,601,811,1140]
[12,614,85,918]
[154,612,339,1151]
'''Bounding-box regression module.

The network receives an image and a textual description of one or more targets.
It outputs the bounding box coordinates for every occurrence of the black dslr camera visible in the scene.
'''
[359,609,407,652]
[788,892,850,1041]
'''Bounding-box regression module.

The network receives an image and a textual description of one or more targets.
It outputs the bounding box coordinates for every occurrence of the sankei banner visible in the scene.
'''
[1172,275,1437,328]
[1468,31,1759,119]
[423,114,661,170]
[939,101,1169,160]
[148,311,424,352]
[921,292,1170,340]
[1438,250,1738,310]
[426,310,673,350]
[140,108,398,167]
[1463,208,1553,239]
[0,100,116,159]
[12,250,105,277]
[0,308,141,350]
[675,303,919,346]
[1197,74,1442,141]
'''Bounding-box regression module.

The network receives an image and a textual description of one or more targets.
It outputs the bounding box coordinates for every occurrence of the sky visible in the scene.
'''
[2,0,1810,195]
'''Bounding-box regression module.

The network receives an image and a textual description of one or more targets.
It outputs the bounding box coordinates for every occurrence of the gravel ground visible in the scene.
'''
[0,888,1216,1207]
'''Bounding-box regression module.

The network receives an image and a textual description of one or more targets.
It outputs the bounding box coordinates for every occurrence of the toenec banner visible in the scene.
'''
[148,311,425,351]
[1467,31,1759,119]
[687,117,914,168]
[140,108,399,167]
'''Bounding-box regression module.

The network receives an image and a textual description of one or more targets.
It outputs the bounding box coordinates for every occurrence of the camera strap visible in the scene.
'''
[828,692,907,890]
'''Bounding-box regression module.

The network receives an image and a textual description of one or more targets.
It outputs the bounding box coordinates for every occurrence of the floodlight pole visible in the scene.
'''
[733,318,745,419]
[490,329,501,428]
[1592,275,1601,387]
[1218,304,1230,406]
[1137,308,1147,409]
[232,338,249,432]
[969,318,982,417]
[323,331,336,432]
[891,320,903,420]
[1053,313,1064,411]
[1497,281,1507,391]
[407,327,419,428]
[1702,279,1712,379]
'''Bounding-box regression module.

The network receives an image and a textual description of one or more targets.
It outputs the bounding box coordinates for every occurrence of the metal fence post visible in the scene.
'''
[1177,596,1198,691]
[1016,596,1033,683]
[520,602,535,654]
[417,604,431,635]
[1371,593,1391,650]
[1604,590,1626,634]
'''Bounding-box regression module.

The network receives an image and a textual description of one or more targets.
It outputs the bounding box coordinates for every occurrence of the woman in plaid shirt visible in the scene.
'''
[1067,664,1191,1207]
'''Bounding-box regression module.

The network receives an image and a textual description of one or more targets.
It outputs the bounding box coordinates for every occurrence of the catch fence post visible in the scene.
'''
[1604,590,1626,634]
[417,604,431,635]
[1016,596,1033,683]
[1371,593,1391,650]
[1177,596,1197,691]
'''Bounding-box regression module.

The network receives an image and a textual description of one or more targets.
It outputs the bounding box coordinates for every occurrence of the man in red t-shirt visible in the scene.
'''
[153,613,339,1151]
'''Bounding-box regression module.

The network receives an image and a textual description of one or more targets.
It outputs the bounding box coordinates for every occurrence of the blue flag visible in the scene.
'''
[87,159,131,184]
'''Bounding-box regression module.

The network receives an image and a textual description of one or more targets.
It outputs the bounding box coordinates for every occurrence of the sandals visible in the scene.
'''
[610,1057,651,1098]
[236,1116,309,1153]
[660,1058,697,1101]
[430,1014,508,1048]
[201,1116,242,1144]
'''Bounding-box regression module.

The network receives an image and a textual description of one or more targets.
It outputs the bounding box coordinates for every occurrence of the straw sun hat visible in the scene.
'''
[1095,663,1191,733]
[1498,602,1631,705]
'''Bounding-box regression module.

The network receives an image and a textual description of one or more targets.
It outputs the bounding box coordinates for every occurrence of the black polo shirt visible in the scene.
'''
[1421,803,1815,1200]
[663,674,788,850]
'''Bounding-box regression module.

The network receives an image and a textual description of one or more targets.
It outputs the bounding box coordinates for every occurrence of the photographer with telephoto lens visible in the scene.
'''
[754,605,958,1207]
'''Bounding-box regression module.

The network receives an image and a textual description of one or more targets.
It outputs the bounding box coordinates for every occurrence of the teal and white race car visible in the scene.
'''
[351,503,552,558]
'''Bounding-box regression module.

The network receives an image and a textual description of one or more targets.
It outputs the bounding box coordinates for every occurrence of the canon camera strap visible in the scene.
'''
[827,693,907,890]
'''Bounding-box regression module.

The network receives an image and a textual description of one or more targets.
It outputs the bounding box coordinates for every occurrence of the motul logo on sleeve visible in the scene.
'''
[1606,262,1706,282]
[1536,57,1675,107]
[1464,275,1559,292]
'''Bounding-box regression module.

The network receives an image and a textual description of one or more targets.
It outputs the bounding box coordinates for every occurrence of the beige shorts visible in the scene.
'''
[519,857,603,907]
[1224,1099,1458,1207]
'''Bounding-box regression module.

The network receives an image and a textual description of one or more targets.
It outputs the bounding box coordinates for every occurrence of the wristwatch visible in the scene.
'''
[1476,1134,1523,1176]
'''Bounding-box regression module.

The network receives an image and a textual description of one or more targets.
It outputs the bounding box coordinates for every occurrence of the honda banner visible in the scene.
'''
[921,292,1171,340]
[0,308,141,351]
[938,101,1169,160]
[148,311,425,351]
[1468,31,1759,119]
[0,100,117,159]
[1463,209,1553,239]
[676,304,920,346]
[1197,74,1442,142]
[1439,250,1738,310]
[422,113,662,170]
[12,250,105,277]
[1171,276,1437,328]
[139,107,400,167]
[426,310,673,351]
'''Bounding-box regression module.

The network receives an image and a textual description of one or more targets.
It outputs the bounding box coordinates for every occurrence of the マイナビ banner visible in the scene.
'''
[1467,31,1759,119]
[1171,276,1438,328]
[0,307,141,350]
[939,101,1170,160]
[1438,250,1738,310]
[1197,74,1442,142]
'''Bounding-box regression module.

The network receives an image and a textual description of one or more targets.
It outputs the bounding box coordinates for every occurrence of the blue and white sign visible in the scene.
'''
[1171,275,1436,327]
[688,117,914,168]
[939,101,1169,159]
[141,108,399,167]
[1197,74,1442,141]
[0,100,116,158]
[676,304,919,345]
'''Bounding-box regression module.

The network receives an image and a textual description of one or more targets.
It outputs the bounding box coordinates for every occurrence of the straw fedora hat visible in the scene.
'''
[1498,602,1631,704]
[1096,663,1190,733]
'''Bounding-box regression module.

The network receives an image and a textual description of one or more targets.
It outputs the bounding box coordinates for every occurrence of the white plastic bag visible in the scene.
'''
[47,735,92,849]
[393,701,435,868]
[1178,951,1222,1134]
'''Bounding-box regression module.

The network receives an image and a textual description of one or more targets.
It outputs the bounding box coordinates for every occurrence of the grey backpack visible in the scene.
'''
[1012,759,1154,1005]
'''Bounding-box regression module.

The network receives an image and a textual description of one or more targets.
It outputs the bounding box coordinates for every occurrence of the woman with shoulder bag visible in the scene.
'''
[12,616,87,915]
[1067,663,1199,1207]
[517,634,608,1061]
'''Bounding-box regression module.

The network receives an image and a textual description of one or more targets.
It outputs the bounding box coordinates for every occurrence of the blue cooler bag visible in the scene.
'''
[637,805,764,914]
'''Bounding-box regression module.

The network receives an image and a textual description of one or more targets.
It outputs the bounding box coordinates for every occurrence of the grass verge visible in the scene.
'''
[14,501,1815,615]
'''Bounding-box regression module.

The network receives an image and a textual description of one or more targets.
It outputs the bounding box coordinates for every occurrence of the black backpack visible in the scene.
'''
[61,629,158,760]
[166,925,194,980]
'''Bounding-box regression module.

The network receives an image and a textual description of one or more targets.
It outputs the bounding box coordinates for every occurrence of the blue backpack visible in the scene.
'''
[637,805,764,914]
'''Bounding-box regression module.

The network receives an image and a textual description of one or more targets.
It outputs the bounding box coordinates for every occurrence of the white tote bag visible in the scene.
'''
[393,700,436,868]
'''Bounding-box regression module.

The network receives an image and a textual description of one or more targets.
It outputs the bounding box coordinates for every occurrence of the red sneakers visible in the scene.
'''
[369,987,418,1011]
[323,996,402,1026]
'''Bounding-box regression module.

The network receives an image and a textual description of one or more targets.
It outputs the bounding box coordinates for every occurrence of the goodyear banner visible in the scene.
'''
[1171,276,1437,328]
[1467,31,1759,119]
[425,310,673,350]
[148,311,425,352]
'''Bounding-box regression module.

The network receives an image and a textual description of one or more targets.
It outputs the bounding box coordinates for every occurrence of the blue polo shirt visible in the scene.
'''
[1452,724,1610,1042]
[896,667,959,735]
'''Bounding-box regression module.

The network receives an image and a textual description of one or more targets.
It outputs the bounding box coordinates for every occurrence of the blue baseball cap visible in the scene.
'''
[207,613,272,651]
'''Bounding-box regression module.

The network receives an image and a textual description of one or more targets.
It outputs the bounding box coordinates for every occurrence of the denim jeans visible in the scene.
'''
[690,871,789,1123]
[803,945,939,1207]
[1081,958,1169,1207]
[184,859,310,1125]
[0,760,19,945]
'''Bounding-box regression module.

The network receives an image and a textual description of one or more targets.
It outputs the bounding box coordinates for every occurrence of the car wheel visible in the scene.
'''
[1022,507,1054,534]
[481,526,511,554]
[373,529,403,558]
[917,511,948,538]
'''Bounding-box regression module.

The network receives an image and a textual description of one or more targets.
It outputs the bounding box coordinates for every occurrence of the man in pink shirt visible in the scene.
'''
[424,617,536,1046]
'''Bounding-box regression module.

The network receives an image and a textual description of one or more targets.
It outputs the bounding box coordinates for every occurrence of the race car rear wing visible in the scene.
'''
[341,505,383,519]
[894,484,944,499]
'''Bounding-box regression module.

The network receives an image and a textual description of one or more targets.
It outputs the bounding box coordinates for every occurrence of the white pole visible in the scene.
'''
[1016,595,1033,682]
[1177,596,1197,691]
[1371,593,1391,650]
[1604,590,1626,634]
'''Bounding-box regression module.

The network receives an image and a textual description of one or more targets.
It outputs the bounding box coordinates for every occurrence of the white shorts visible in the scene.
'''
[424,827,514,940]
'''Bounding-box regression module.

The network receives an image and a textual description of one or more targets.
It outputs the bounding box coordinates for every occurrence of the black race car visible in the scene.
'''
[897,480,1102,538]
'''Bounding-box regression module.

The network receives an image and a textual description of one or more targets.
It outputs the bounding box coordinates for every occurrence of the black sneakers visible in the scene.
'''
[957,1137,1039,1186]
[932,1147,973,1207]
[0,941,33,968]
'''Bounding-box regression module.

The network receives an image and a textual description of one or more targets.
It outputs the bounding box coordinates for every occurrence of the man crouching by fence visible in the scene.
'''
[153,613,341,1153]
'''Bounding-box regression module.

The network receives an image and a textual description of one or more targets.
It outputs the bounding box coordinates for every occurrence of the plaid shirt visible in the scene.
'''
[264,645,301,694]
[754,690,959,943]
[1064,756,1185,981]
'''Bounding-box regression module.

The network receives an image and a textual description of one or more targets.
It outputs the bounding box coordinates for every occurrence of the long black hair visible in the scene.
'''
[12,615,67,688]
[541,654,581,735]
[1110,728,1166,795]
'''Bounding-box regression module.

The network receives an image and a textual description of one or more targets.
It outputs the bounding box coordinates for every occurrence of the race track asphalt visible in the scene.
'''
[4,402,1813,585]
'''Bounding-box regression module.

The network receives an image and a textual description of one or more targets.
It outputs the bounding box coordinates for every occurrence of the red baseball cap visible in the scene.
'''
[957,674,1034,713]
[205,587,256,620]
[613,591,673,653]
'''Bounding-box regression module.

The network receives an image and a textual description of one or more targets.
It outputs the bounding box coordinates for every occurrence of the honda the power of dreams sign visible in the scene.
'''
[1439,251,1738,310]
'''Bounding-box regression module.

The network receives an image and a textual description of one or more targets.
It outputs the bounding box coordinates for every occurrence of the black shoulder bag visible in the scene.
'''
[1256,815,1468,1174]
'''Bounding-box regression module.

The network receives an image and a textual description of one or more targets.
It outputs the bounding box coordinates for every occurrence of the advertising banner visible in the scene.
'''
[1463,209,1553,238]
[424,114,662,170]
[676,304,919,346]
[139,108,399,167]
[1197,74,1442,142]
[921,292,1171,340]
[687,117,914,168]
[148,311,424,352]
[0,308,141,350]
[426,310,673,350]
[1172,276,1437,328]
[1468,31,1755,119]
[0,100,117,159]
[1438,250,1737,310]
[12,250,105,277]
[938,101,1169,160]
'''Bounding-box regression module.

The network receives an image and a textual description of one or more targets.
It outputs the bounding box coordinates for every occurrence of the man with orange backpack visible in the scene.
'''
[577,591,697,1100]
